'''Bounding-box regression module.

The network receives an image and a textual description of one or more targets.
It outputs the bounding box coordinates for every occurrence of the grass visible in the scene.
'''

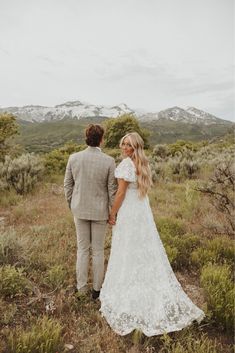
[0,172,233,352]
[0,265,30,298]
[6,316,64,353]
[200,264,234,332]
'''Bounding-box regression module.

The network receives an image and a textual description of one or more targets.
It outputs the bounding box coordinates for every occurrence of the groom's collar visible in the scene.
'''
[87,146,102,152]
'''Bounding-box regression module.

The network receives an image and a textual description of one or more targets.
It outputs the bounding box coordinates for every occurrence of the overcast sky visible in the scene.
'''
[0,0,234,121]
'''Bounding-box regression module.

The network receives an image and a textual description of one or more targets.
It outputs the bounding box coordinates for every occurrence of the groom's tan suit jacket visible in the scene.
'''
[64,146,117,220]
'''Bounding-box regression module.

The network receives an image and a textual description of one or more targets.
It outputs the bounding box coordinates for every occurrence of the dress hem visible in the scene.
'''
[99,308,205,337]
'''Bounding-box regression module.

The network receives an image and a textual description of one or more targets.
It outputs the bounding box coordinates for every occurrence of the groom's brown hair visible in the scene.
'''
[85,124,104,147]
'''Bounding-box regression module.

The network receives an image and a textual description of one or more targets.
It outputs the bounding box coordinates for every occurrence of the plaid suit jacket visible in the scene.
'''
[64,146,117,220]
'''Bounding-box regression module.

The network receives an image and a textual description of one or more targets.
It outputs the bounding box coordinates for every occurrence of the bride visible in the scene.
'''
[99,132,205,336]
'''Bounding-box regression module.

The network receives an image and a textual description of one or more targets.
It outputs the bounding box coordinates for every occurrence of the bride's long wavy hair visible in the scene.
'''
[120,132,152,197]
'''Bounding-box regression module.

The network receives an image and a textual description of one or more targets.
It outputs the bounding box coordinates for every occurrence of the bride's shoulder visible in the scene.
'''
[117,157,135,169]
[115,157,136,181]
[118,156,131,164]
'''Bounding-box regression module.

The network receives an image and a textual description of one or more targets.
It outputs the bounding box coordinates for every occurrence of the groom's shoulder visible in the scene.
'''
[100,151,115,164]
[68,149,86,161]
[68,149,114,164]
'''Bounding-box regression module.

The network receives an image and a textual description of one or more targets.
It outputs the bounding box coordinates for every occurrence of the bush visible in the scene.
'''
[156,218,202,270]
[164,244,178,265]
[44,141,85,174]
[160,232,201,270]
[44,265,66,289]
[200,264,234,331]
[168,140,200,157]
[180,159,200,179]
[103,114,150,148]
[152,144,170,160]
[195,159,235,236]
[0,265,30,298]
[157,217,186,238]
[7,316,64,353]
[0,228,26,266]
[0,154,44,194]
[149,158,168,182]
[167,157,181,176]
[172,234,201,270]
[191,237,234,269]
[0,113,19,162]
[165,156,201,181]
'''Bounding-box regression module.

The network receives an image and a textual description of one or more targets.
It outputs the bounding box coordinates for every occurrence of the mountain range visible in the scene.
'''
[0,100,232,126]
[1,100,233,152]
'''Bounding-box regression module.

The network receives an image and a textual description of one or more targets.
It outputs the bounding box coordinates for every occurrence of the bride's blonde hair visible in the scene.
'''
[120,132,152,197]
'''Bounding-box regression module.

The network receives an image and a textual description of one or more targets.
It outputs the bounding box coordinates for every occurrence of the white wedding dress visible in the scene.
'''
[100,157,205,336]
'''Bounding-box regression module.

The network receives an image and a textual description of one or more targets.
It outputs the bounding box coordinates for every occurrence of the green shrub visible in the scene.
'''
[0,154,44,194]
[44,265,66,289]
[152,144,170,160]
[191,248,215,269]
[0,228,26,266]
[200,264,234,331]
[191,237,234,269]
[0,112,19,162]
[167,157,181,176]
[103,114,150,148]
[157,217,186,238]
[7,316,64,353]
[160,232,201,270]
[164,245,178,265]
[164,156,201,181]
[172,234,201,270]
[156,218,201,269]
[180,159,200,179]
[0,265,30,298]
[149,158,168,182]
[43,141,85,174]
[168,140,200,157]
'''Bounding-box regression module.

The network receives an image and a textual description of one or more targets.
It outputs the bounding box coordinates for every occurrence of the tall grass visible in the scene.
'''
[6,316,64,353]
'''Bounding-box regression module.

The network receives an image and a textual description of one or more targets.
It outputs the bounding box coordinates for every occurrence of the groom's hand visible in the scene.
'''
[108,214,116,225]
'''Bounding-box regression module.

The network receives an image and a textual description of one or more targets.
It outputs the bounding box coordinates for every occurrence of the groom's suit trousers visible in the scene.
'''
[74,217,107,292]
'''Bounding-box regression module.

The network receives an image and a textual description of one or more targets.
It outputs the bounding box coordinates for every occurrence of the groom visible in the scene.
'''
[64,124,117,300]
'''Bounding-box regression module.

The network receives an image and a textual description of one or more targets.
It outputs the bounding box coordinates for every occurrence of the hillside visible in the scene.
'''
[15,117,234,153]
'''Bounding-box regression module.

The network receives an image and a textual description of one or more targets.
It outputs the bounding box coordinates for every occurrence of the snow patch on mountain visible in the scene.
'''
[0,100,230,125]
[0,100,135,123]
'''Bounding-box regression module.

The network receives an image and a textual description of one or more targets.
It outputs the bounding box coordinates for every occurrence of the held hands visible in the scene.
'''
[108,212,116,226]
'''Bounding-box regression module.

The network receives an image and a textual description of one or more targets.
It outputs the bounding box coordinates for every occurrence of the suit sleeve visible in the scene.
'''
[64,156,75,209]
[108,158,117,208]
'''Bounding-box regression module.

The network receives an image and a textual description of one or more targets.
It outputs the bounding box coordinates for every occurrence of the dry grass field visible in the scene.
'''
[0,170,233,352]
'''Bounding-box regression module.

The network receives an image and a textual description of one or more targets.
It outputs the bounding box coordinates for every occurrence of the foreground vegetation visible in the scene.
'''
[0,113,234,352]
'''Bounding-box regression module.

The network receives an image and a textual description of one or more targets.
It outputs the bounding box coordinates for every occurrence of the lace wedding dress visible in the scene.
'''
[100,157,205,336]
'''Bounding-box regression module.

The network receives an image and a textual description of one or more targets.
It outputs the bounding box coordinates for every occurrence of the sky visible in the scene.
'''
[0,0,234,121]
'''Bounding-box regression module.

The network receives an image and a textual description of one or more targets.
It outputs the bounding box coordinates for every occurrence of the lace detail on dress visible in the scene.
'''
[100,164,205,336]
[114,157,137,183]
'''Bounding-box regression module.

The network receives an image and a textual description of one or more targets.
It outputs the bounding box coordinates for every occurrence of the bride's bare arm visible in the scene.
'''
[109,179,129,225]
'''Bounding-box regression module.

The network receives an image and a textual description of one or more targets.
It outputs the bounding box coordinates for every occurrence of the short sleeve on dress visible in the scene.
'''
[115,157,136,182]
